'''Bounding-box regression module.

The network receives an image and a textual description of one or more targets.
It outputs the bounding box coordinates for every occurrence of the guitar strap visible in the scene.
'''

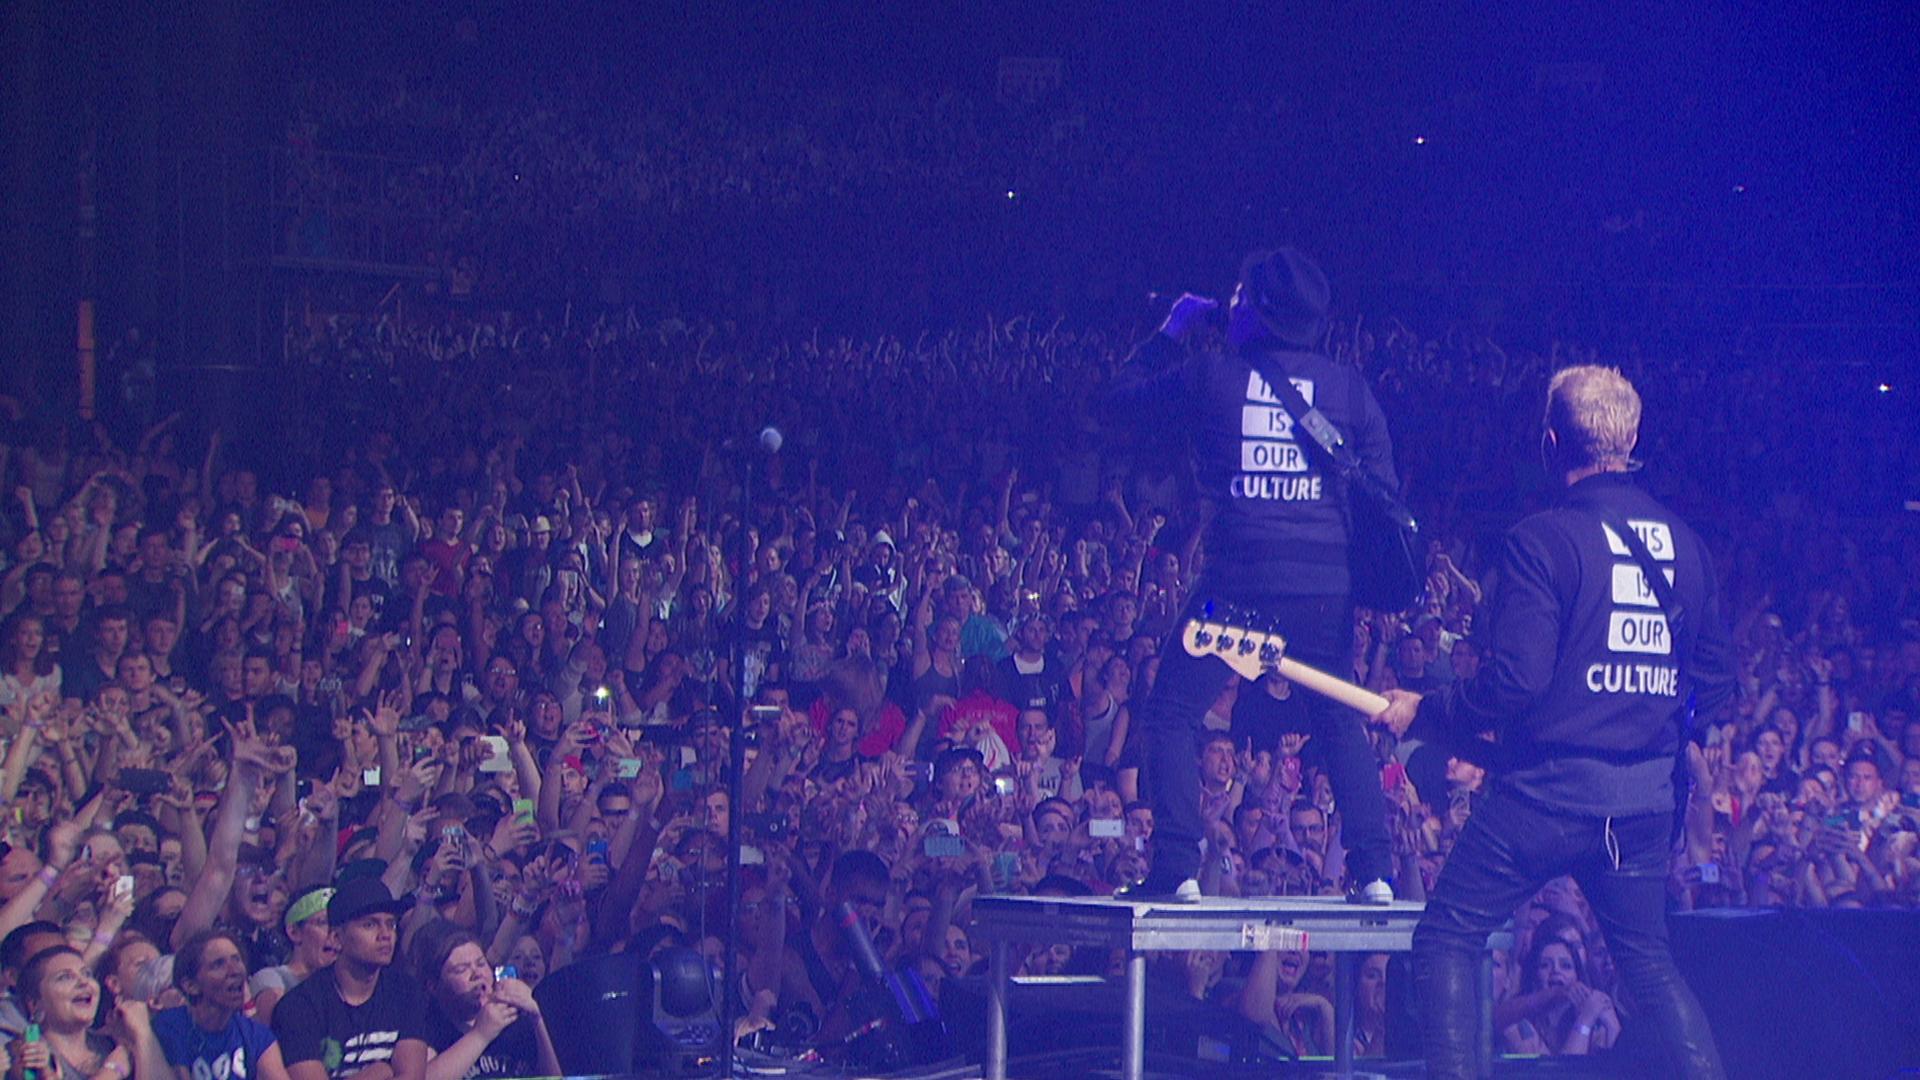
[1597,512,1685,643]
[1595,509,1703,843]
[1247,352,1416,530]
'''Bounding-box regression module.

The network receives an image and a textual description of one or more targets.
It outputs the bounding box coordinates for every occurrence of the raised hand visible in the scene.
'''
[226,718,296,777]
[515,855,555,906]
[631,761,665,811]
[304,780,341,822]
[402,808,434,850]
[554,720,592,759]
[1158,293,1219,342]
[601,727,636,761]
[491,977,540,1017]
[473,994,520,1038]
[395,760,435,805]
[23,691,56,730]
[10,1036,51,1078]
[104,872,137,922]
[502,710,528,745]
[1568,982,1606,1025]
[54,857,99,905]
[427,834,466,882]
[1250,750,1275,789]
[331,763,364,801]
[368,690,405,738]
[489,812,538,857]
[46,819,85,868]
[1372,689,1421,736]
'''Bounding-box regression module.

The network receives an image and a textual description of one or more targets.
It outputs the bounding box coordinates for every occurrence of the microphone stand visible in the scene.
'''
[718,442,753,1077]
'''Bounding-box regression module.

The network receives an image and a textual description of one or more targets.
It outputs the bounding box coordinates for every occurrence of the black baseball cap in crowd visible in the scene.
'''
[327,876,409,926]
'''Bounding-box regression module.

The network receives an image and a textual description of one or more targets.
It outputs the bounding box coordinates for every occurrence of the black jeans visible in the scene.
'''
[1137,591,1391,885]
[1412,789,1725,1079]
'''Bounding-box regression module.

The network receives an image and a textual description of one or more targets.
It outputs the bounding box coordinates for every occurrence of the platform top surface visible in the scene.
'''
[974,893,1427,919]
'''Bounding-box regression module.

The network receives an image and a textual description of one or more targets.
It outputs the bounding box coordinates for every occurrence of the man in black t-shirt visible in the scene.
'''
[338,532,395,631]
[272,878,429,1080]
[728,585,786,701]
[63,603,133,704]
[126,527,190,624]
[994,613,1069,715]
[360,484,416,588]
[616,496,666,565]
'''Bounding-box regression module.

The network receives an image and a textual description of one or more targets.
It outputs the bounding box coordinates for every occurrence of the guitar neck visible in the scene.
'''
[1181,617,1389,717]
[1274,656,1389,716]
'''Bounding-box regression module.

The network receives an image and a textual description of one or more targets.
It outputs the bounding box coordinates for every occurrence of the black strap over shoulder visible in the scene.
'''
[1240,351,1422,611]
[1595,510,1686,642]
[1595,508,1700,783]
[1242,353,1415,531]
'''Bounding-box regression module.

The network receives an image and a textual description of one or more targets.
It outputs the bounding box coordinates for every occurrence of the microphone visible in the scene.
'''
[1146,290,1222,307]
[834,901,886,984]
[831,901,949,1068]
[721,426,785,455]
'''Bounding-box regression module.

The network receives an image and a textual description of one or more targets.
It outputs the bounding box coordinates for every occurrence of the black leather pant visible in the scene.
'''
[1137,591,1391,884]
[1412,790,1725,1079]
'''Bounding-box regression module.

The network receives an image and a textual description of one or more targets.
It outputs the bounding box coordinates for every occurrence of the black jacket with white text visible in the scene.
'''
[1106,333,1398,597]
[1416,472,1734,816]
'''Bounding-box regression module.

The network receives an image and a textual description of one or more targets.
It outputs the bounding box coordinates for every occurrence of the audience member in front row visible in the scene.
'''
[250,886,336,1027]
[153,930,291,1080]
[270,880,427,1080]
[410,922,559,1080]
[5,944,168,1080]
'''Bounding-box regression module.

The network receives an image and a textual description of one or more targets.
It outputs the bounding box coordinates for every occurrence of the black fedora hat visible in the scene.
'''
[1239,247,1330,349]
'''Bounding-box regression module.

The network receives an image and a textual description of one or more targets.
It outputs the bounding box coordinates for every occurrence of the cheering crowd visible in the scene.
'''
[0,293,1914,1076]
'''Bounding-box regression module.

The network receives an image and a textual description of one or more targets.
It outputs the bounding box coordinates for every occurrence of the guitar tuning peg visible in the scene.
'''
[1193,629,1213,647]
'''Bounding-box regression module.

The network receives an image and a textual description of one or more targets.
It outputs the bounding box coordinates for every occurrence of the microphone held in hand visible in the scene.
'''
[1153,292,1222,342]
[834,901,886,984]
[1146,289,1219,305]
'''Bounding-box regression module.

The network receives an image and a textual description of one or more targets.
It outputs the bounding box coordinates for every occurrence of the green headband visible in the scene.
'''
[285,888,334,932]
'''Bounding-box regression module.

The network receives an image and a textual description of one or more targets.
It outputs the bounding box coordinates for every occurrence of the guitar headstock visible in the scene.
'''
[1180,606,1289,682]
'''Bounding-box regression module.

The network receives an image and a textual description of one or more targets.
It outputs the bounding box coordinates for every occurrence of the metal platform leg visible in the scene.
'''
[1124,950,1147,1080]
[1477,949,1494,1079]
[987,939,1009,1080]
[1333,951,1356,1079]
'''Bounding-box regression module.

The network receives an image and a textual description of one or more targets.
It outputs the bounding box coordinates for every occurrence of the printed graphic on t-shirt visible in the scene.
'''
[1231,371,1325,502]
[1586,520,1680,697]
[324,1030,400,1077]
[189,1046,249,1080]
